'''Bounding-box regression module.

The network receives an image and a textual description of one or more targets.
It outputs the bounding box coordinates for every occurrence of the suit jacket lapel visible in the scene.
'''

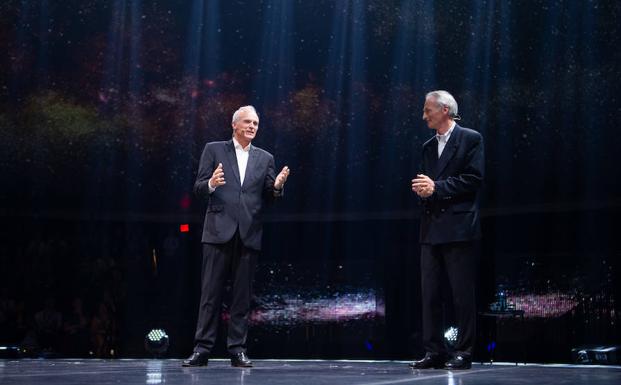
[434,125,461,178]
[225,140,241,186]
[242,146,259,188]
[425,140,439,177]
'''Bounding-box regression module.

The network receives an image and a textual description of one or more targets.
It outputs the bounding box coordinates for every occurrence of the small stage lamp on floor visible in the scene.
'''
[444,327,459,347]
[145,329,169,358]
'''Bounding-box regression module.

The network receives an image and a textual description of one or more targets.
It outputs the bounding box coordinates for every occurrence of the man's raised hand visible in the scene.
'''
[209,163,226,188]
[274,166,290,190]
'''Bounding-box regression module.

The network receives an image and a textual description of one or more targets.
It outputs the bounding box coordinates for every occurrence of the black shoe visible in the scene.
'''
[182,352,209,367]
[230,352,253,367]
[445,354,472,370]
[409,353,446,369]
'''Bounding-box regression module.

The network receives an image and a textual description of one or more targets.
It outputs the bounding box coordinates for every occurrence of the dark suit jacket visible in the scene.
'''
[419,124,484,245]
[194,140,281,251]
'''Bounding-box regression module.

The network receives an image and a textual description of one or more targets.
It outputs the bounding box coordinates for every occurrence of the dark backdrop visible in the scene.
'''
[0,0,619,362]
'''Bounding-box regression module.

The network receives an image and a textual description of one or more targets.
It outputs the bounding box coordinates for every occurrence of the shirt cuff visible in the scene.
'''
[273,185,284,196]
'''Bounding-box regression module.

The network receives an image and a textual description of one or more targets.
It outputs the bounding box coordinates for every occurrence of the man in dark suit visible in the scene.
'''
[410,91,484,370]
[183,105,290,368]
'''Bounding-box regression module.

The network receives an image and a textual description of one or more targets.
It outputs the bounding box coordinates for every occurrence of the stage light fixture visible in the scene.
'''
[444,327,458,346]
[0,346,19,359]
[571,345,621,365]
[145,329,169,357]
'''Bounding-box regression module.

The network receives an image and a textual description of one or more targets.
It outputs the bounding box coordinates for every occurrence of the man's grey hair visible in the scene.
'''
[426,90,459,119]
[232,105,259,124]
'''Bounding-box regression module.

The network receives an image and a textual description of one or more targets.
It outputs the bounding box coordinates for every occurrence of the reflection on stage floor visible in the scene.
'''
[1,359,620,385]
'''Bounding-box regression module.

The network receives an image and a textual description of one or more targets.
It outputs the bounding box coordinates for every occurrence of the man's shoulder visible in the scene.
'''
[422,135,436,148]
[456,125,482,140]
[251,145,274,159]
[205,140,230,147]
[203,140,231,151]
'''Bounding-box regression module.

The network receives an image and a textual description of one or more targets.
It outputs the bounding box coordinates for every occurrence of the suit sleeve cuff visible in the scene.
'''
[273,186,284,197]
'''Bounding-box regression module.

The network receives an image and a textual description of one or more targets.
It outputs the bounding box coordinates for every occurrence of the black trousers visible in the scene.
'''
[420,241,476,356]
[193,232,258,355]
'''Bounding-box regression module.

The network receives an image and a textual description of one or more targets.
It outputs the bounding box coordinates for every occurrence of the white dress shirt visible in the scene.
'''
[208,137,251,192]
[232,137,250,185]
[436,121,456,158]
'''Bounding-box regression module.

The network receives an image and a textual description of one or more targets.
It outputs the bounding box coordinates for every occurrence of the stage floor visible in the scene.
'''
[1,359,620,385]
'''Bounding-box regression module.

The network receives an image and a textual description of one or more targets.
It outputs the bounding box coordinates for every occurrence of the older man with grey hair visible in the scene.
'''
[410,90,484,370]
[183,105,290,368]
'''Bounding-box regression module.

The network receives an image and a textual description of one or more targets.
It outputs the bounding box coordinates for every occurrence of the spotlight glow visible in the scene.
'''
[444,327,458,345]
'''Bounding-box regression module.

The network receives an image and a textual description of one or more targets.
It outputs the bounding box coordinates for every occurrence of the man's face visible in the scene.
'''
[232,109,259,144]
[422,98,449,130]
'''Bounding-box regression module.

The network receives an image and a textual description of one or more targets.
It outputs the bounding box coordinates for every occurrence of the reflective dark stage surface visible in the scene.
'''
[1,359,621,385]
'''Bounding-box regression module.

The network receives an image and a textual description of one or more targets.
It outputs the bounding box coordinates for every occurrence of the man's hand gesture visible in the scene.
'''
[209,163,226,189]
[274,166,290,190]
[412,174,435,198]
